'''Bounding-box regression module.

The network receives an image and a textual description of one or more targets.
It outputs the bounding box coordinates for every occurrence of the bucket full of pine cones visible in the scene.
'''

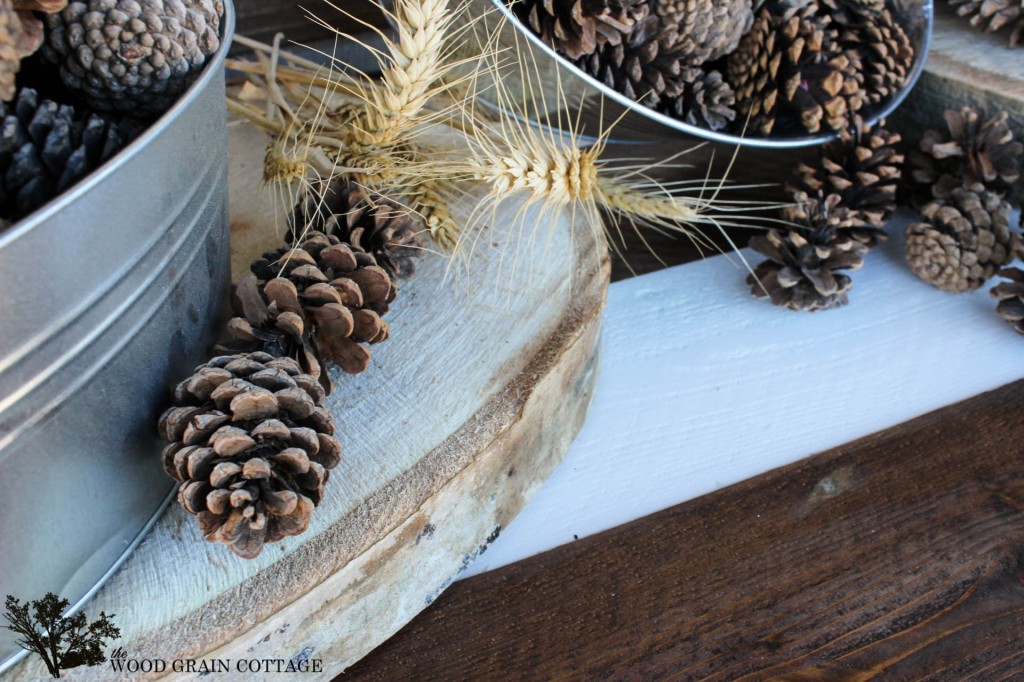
[0,0,235,671]
[465,0,933,147]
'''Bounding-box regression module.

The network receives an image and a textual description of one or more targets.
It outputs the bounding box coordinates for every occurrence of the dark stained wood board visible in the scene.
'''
[232,0,382,48]
[343,378,1024,681]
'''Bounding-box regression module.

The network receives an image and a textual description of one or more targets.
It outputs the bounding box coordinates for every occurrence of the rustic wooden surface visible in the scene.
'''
[344,378,1024,680]
[232,0,381,49]
[334,14,1024,678]
[458,219,1024,581]
[894,6,1024,135]
[215,7,1024,680]
[4,118,609,681]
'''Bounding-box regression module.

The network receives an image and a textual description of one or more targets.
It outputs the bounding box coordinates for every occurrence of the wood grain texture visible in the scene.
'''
[3,119,609,680]
[344,379,1024,681]
[897,6,1024,129]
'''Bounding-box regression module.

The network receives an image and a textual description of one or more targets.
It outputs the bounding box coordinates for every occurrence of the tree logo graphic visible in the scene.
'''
[3,593,120,679]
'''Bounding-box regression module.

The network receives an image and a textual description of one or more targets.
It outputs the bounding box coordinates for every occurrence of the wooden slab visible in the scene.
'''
[5,121,609,680]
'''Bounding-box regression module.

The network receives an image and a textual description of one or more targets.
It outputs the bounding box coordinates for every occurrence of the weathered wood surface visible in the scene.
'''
[896,6,1024,132]
[338,20,1024,680]
[4,120,609,680]
[345,378,1024,680]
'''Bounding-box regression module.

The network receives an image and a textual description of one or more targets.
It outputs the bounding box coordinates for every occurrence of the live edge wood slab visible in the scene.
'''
[4,121,609,681]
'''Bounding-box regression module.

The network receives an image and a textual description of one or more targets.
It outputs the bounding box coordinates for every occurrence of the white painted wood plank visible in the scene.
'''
[464,212,1024,578]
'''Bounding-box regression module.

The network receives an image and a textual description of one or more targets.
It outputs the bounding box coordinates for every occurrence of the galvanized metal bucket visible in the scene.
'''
[467,0,933,148]
[0,1,236,670]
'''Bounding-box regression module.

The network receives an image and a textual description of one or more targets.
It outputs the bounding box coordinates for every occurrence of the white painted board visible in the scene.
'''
[464,212,1024,578]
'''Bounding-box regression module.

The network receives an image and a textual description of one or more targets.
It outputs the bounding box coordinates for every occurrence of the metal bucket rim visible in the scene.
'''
[0,0,238,250]
[486,0,934,148]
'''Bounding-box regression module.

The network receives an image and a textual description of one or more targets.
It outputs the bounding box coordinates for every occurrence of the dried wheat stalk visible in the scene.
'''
[226,0,764,266]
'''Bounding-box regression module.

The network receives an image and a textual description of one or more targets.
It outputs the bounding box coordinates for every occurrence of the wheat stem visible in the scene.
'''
[594,176,703,225]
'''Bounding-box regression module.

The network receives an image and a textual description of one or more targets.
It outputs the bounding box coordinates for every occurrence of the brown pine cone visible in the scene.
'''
[661,68,736,131]
[0,0,51,101]
[12,0,68,9]
[849,8,914,109]
[820,2,914,114]
[0,3,19,102]
[910,106,1023,202]
[516,0,649,60]
[291,181,423,281]
[747,192,879,311]
[158,352,341,559]
[991,267,1024,334]
[949,0,1024,48]
[653,0,753,65]
[784,189,888,248]
[904,184,1017,293]
[41,0,225,114]
[793,116,903,227]
[577,13,693,106]
[726,0,863,135]
[223,230,396,379]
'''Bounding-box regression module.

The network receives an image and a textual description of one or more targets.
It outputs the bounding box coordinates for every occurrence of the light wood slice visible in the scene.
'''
[5,121,609,680]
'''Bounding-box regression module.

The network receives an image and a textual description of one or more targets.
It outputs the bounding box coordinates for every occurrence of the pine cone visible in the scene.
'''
[0,2,22,102]
[910,106,1023,202]
[747,192,879,311]
[661,68,736,131]
[577,13,693,106]
[0,0,54,101]
[13,0,68,9]
[222,230,396,379]
[291,181,423,281]
[806,0,914,111]
[949,0,1024,48]
[904,184,1017,293]
[158,352,340,559]
[793,116,903,227]
[727,0,864,135]
[991,267,1024,335]
[0,87,144,221]
[516,0,648,59]
[653,0,753,65]
[41,0,225,115]
[840,7,914,110]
